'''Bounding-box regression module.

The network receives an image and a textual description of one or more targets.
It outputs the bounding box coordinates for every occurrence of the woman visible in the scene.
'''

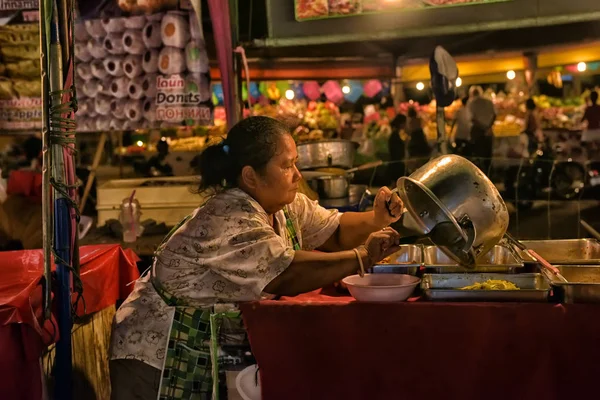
[109,116,404,399]
[582,91,600,145]
[406,107,431,172]
[452,97,472,156]
[524,98,543,155]
[387,114,407,184]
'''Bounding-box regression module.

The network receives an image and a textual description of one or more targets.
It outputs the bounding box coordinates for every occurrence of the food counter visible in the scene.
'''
[240,238,600,400]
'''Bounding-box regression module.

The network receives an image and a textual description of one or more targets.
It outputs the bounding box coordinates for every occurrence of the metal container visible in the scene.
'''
[550,265,600,303]
[309,175,351,199]
[296,140,358,170]
[422,273,551,302]
[395,155,509,266]
[517,239,600,265]
[372,245,423,276]
[423,245,523,273]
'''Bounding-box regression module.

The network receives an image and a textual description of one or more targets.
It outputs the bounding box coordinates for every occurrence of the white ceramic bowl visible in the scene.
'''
[342,274,420,302]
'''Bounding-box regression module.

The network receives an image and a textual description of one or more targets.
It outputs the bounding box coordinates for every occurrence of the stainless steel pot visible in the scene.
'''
[309,175,351,199]
[296,140,358,170]
[394,155,509,266]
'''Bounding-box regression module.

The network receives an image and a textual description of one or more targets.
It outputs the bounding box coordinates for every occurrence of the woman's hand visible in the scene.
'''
[373,187,404,228]
[361,227,401,266]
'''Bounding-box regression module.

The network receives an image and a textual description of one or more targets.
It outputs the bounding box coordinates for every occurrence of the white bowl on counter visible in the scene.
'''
[342,274,420,302]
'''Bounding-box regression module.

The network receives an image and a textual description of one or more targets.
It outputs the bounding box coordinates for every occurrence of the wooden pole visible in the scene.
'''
[79,132,107,211]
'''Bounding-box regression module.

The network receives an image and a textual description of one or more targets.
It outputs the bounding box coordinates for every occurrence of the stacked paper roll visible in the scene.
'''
[125,15,146,29]
[189,12,203,40]
[99,79,113,96]
[76,63,93,81]
[101,17,126,33]
[103,56,125,77]
[82,80,101,98]
[123,55,143,79]
[161,12,189,48]
[84,19,105,38]
[104,32,126,55]
[87,39,107,59]
[96,117,110,132]
[91,59,108,80]
[123,30,145,55]
[141,74,157,98]
[110,77,129,99]
[127,76,145,100]
[142,21,162,48]
[75,22,90,42]
[158,47,185,75]
[94,95,112,116]
[142,49,159,73]
[185,41,209,73]
[142,98,156,122]
[111,99,127,119]
[75,42,92,62]
[124,100,143,122]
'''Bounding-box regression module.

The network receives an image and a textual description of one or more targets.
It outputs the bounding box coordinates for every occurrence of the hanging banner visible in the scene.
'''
[295,0,512,21]
[74,7,212,132]
[0,23,41,131]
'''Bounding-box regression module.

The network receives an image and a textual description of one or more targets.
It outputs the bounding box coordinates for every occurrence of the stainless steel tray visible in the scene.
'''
[423,245,523,273]
[372,245,422,276]
[422,273,551,302]
[550,265,600,304]
[518,239,600,265]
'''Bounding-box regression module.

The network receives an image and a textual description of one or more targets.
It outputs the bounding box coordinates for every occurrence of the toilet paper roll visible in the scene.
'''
[141,74,157,98]
[104,32,126,55]
[75,22,90,42]
[76,63,93,81]
[82,79,101,98]
[101,17,126,33]
[76,99,90,117]
[110,77,130,99]
[75,42,92,62]
[79,117,96,132]
[109,119,125,131]
[124,100,144,122]
[189,12,203,40]
[91,59,108,80]
[96,117,111,132]
[103,56,125,77]
[84,19,105,38]
[94,95,112,116]
[142,21,162,49]
[127,76,145,100]
[161,12,189,49]
[76,81,87,99]
[147,13,164,22]
[87,39,107,59]
[186,74,211,103]
[142,98,156,122]
[122,30,146,56]
[158,47,186,75]
[124,15,146,30]
[99,78,114,96]
[123,55,143,79]
[110,99,128,119]
[122,120,134,131]
[142,49,159,74]
[185,41,209,74]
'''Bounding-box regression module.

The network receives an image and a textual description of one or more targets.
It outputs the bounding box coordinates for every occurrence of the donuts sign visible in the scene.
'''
[74,10,212,131]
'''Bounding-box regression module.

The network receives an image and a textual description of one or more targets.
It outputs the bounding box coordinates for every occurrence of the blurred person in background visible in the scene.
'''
[406,107,431,172]
[582,91,600,148]
[387,114,407,184]
[452,96,472,156]
[468,86,496,175]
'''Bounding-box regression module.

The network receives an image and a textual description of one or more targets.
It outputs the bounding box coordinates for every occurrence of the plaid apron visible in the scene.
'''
[152,206,301,400]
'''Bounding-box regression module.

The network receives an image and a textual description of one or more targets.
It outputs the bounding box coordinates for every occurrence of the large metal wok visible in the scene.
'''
[392,155,509,266]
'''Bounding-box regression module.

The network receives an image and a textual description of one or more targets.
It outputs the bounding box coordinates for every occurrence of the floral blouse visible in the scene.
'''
[110,189,341,370]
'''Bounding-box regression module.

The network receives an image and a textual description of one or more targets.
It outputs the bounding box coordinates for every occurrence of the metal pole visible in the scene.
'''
[229,0,241,124]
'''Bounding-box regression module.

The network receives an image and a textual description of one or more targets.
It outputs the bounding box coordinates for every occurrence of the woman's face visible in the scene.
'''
[252,134,302,214]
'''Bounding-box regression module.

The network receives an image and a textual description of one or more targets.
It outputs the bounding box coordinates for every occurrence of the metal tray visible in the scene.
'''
[549,265,600,304]
[422,273,551,302]
[518,239,600,265]
[423,245,523,273]
[372,245,422,276]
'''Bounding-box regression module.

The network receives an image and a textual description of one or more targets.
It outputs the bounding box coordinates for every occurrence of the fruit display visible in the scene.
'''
[303,101,340,131]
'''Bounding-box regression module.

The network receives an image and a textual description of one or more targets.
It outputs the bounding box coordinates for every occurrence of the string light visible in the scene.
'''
[342,85,351,94]
[136,141,144,147]
[577,62,587,72]
[416,82,425,91]
[285,89,295,100]
[455,77,462,87]
[506,70,516,80]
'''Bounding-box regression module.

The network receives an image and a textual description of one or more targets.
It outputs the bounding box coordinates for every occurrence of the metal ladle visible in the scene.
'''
[505,232,568,283]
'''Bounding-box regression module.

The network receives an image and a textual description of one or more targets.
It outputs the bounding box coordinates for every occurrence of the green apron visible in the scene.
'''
[151,206,301,400]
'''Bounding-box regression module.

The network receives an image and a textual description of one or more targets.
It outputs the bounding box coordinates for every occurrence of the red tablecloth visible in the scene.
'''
[240,289,600,400]
[0,244,140,400]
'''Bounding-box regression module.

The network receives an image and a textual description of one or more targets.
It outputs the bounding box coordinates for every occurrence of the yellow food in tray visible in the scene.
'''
[460,279,520,291]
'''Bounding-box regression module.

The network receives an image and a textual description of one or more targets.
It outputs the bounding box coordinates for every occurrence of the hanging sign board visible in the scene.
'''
[294,0,512,21]
[74,8,212,132]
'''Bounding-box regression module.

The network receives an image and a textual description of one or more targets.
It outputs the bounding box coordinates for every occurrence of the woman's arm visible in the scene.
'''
[263,249,368,296]
[318,188,404,252]
[265,228,401,296]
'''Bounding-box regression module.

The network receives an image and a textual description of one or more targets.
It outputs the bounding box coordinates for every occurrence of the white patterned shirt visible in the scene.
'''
[110,189,341,370]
